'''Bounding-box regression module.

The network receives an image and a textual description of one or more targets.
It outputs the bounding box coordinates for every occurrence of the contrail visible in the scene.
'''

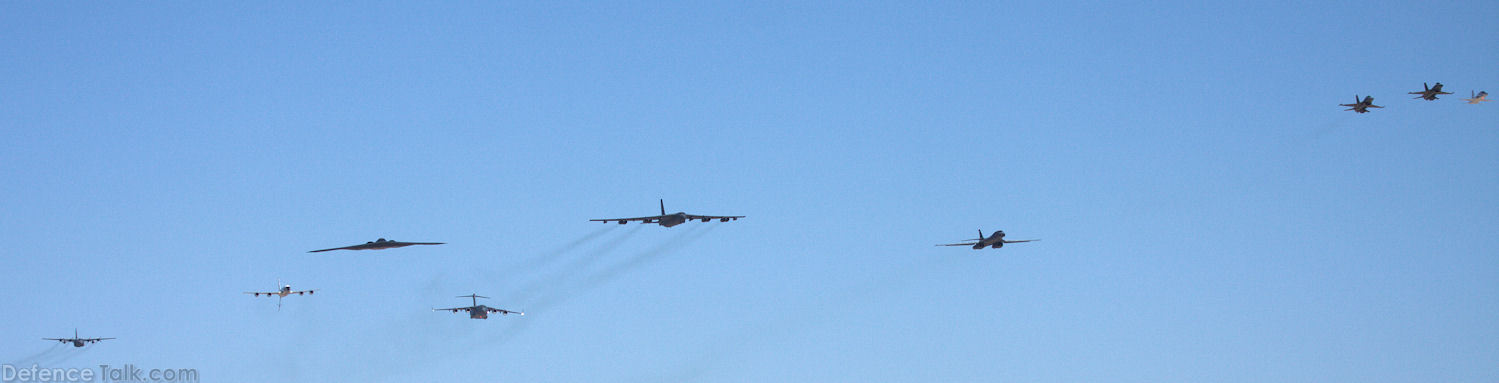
[524,224,709,312]
[506,225,619,273]
[506,224,644,303]
[43,344,91,365]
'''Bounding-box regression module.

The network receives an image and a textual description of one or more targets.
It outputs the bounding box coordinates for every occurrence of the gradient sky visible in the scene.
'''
[2,1,1496,382]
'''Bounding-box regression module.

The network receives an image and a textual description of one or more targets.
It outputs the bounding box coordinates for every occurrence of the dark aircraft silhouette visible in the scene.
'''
[1340,95,1383,113]
[1463,91,1490,104]
[308,238,444,253]
[1409,82,1453,100]
[434,294,523,319]
[44,329,113,347]
[937,229,1038,250]
[590,199,744,228]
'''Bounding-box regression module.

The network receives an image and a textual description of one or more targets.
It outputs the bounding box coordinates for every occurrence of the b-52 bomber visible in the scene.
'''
[937,229,1038,250]
[1463,91,1490,104]
[308,238,443,253]
[590,199,744,228]
[1409,82,1453,100]
[44,329,113,347]
[434,294,523,319]
[1340,95,1383,113]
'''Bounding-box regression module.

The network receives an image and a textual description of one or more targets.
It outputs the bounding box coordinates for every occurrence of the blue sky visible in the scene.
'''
[2,1,1496,382]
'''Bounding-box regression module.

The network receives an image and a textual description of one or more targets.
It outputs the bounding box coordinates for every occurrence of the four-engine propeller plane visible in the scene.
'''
[44,329,114,347]
[1409,82,1453,100]
[938,229,1039,250]
[1463,91,1490,104]
[434,294,523,319]
[309,238,444,253]
[590,199,744,228]
[1340,95,1383,113]
[245,280,317,309]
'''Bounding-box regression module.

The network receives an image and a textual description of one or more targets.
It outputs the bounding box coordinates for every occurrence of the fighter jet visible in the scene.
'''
[433,294,523,319]
[244,280,317,309]
[44,329,113,347]
[1463,91,1490,104]
[308,238,443,253]
[1340,95,1383,113]
[590,199,744,228]
[937,229,1039,250]
[1409,82,1453,100]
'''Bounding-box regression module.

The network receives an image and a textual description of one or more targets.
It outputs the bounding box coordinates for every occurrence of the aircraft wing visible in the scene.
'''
[43,338,69,342]
[291,289,317,295]
[308,245,361,253]
[936,242,980,247]
[589,215,666,223]
[683,214,745,221]
[486,307,524,316]
[244,291,277,296]
[433,307,468,312]
[83,338,114,342]
[1003,239,1040,243]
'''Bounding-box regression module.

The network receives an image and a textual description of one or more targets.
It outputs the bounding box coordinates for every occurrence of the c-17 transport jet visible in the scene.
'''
[1463,91,1490,104]
[590,199,744,228]
[937,229,1038,250]
[434,294,523,319]
[244,280,317,309]
[1409,82,1453,100]
[44,329,114,347]
[308,238,444,253]
[1340,95,1383,113]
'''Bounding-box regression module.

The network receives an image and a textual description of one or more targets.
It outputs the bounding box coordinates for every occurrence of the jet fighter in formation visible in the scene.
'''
[309,238,444,253]
[1464,91,1490,104]
[1340,95,1384,113]
[44,329,113,347]
[434,294,523,319]
[590,199,744,228]
[937,229,1039,250]
[1409,82,1453,100]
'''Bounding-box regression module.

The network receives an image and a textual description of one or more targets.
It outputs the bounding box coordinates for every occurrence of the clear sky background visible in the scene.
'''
[2,1,1496,382]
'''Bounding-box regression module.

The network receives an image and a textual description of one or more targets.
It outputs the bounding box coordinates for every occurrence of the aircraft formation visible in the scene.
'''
[31,82,1492,343]
[1341,82,1489,113]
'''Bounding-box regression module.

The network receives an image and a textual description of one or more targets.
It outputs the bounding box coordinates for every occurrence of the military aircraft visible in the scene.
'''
[937,229,1038,250]
[1463,91,1490,104]
[308,238,444,253]
[590,199,744,228]
[433,294,523,319]
[244,280,317,309]
[44,329,113,347]
[1340,95,1383,113]
[1409,82,1453,100]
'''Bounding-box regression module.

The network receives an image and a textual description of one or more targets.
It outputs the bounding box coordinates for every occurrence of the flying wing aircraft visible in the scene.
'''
[1409,82,1453,100]
[937,229,1039,250]
[590,199,744,228]
[308,238,444,253]
[433,294,523,319]
[44,329,114,347]
[1340,95,1383,113]
[244,280,317,309]
[1463,91,1490,104]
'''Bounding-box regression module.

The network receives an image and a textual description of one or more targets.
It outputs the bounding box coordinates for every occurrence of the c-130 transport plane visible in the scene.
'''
[44,329,114,347]
[590,199,744,228]
[937,229,1039,250]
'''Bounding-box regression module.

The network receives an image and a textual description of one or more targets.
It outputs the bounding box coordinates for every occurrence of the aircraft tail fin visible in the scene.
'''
[977,229,984,241]
[660,199,666,216]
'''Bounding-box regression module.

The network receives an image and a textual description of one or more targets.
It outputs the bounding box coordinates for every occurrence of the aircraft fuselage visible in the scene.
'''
[659,213,688,227]
[71,340,85,347]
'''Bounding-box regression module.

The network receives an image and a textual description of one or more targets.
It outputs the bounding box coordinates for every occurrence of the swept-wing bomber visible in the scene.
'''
[308,238,444,253]
[590,199,744,228]
[44,329,114,347]
[434,294,523,319]
[937,229,1038,250]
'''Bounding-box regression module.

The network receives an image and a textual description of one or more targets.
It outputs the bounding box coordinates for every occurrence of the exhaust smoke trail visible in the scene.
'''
[9,343,64,366]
